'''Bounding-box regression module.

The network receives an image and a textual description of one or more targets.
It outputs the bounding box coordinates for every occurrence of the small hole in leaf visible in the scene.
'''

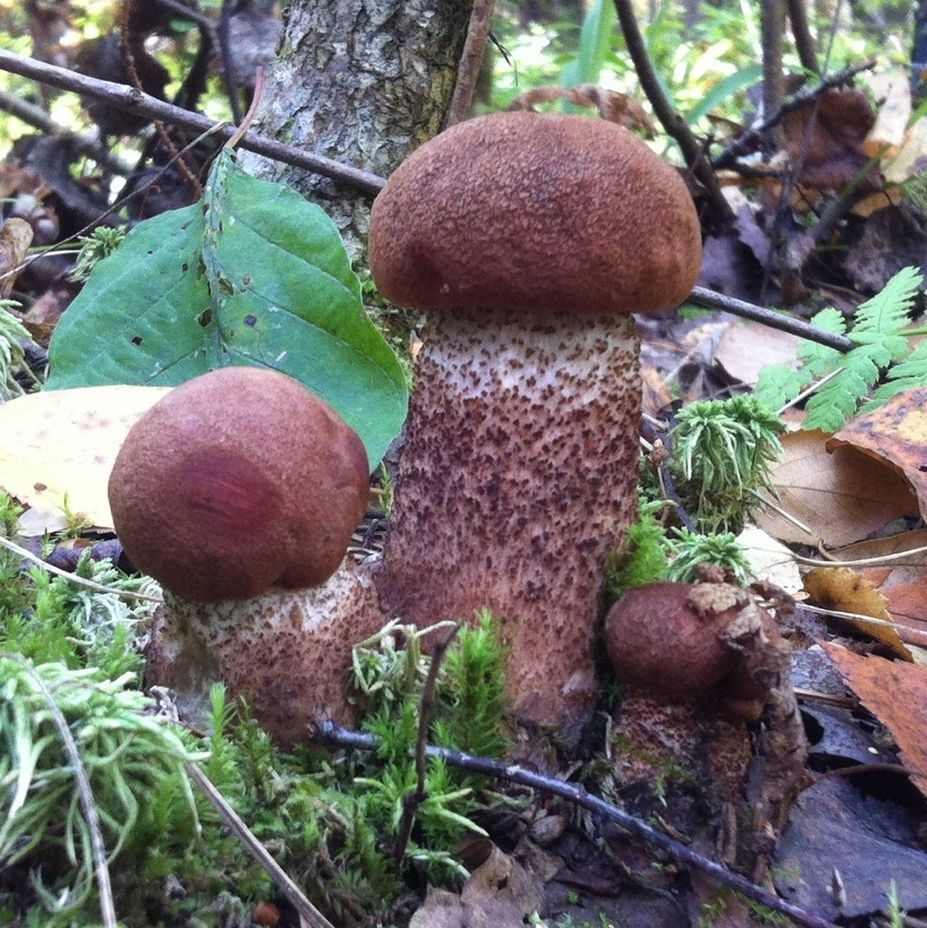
[198,309,213,327]
[146,250,154,255]
[242,274,252,287]
[181,262,189,272]
[244,315,257,328]
[131,336,143,346]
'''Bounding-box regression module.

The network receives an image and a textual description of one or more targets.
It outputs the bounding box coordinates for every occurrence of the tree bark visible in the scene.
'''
[243,0,472,257]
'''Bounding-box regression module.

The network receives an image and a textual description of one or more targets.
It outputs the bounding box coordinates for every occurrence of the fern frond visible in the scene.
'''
[801,269,923,429]
[866,339,927,407]
[753,307,844,410]
[752,268,925,431]
[853,265,922,333]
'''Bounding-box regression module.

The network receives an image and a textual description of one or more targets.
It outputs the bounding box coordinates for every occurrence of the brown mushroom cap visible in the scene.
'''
[605,581,738,697]
[109,367,369,602]
[369,111,701,317]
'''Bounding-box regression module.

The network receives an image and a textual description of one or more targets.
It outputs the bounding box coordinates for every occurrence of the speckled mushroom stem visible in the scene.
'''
[377,307,641,733]
[147,560,385,748]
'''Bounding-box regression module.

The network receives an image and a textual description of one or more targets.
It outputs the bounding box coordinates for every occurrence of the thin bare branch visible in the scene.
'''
[688,286,854,352]
[393,623,461,864]
[314,721,843,928]
[787,0,820,74]
[761,0,787,152]
[0,49,385,197]
[447,0,496,126]
[612,0,731,226]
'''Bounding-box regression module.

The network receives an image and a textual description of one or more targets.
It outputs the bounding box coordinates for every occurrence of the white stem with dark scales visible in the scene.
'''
[377,308,641,733]
[147,561,385,747]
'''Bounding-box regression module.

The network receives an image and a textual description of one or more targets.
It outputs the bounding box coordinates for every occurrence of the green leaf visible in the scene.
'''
[686,64,763,123]
[563,0,616,87]
[46,151,408,467]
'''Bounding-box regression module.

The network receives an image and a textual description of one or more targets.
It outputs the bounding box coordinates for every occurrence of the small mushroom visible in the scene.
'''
[368,111,701,733]
[605,580,808,867]
[109,367,384,745]
[605,581,768,711]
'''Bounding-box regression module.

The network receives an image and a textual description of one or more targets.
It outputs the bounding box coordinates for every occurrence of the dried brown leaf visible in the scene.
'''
[755,429,918,547]
[781,88,878,192]
[0,217,33,298]
[828,386,927,520]
[507,84,655,133]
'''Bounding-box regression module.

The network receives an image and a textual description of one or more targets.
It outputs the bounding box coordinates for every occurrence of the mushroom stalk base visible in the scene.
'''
[378,308,641,734]
[146,560,384,747]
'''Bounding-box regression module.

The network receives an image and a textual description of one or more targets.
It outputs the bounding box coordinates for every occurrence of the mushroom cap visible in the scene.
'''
[369,111,702,317]
[109,367,369,602]
[605,582,737,697]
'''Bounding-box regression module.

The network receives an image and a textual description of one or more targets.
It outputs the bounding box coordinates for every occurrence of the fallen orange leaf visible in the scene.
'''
[821,642,927,800]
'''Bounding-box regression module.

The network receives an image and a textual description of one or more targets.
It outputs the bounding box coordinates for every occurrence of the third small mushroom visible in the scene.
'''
[369,111,702,735]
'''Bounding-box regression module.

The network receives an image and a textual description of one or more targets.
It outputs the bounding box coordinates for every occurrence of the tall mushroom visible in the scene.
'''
[368,112,702,733]
[109,367,385,746]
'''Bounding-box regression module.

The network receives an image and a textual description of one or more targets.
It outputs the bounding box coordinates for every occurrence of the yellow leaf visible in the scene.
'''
[0,385,171,532]
[804,566,912,660]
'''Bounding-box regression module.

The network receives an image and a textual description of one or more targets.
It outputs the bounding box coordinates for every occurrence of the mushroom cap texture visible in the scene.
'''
[109,367,369,602]
[605,582,737,696]
[368,111,702,316]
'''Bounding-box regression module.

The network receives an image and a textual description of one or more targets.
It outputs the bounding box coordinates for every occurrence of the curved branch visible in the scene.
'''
[0,49,385,197]
[612,0,731,227]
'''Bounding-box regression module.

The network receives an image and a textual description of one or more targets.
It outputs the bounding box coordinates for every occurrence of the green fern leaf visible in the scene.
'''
[854,265,922,334]
[803,364,871,431]
[798,308,846,378]
[866,340,927,407]
[752,268,924,428]
[753,308,845,410]
[754,364,808,411]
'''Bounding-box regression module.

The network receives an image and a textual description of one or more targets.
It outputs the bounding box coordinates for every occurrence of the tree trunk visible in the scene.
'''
[242,0,473,257]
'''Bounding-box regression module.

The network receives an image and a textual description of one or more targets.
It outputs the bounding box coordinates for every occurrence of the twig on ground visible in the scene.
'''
[800,602,927,646]
[313,720,843,928]
[6,654,117,928]
[186,763,336,928]
[612,0,731,226]
[447,0,496,127]
[393,622,461,865]
[0,49,385,197]
[688,286,855,352]
[0,89,133,174]
[0,535,163,602]
[711,58,876,170]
